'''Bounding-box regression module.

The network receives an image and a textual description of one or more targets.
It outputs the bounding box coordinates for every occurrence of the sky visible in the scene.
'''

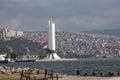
[0,0,120,32]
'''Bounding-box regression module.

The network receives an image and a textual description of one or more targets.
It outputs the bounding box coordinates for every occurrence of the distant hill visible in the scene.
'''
[0,37,46,57]
[83,29,120,37]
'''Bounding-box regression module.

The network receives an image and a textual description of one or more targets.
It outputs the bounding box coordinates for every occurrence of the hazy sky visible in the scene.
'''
[0,0,120,32]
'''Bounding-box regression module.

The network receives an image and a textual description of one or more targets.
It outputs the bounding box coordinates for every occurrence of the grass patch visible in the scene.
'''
[0,74,44,80]
[0,74,20,80]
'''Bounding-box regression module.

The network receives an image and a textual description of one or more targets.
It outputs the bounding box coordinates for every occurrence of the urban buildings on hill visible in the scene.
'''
[0,29,24,41]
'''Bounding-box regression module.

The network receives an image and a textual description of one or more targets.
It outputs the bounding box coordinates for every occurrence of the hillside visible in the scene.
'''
[0,37,46,57]
[24,32,120,58]
[0,32,120,58]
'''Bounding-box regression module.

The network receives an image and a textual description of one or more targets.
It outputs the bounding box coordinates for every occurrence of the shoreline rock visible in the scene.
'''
[0,65,44,75]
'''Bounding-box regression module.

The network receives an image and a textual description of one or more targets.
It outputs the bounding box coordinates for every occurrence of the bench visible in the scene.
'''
[20,71,36,80]
[20,69,63,80]
[44,69,63,80]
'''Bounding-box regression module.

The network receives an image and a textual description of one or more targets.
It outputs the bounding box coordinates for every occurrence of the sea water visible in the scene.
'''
[3,58,120,75]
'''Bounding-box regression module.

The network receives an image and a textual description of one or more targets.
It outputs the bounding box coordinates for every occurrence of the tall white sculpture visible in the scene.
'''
[47,20,60,59]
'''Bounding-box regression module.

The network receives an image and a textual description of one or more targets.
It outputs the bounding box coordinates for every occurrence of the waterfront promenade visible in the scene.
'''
[1,74,120,80]
[0,65,120,80]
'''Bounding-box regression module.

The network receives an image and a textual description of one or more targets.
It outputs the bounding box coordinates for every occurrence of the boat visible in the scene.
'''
[15,55,37,62]
[0,54,8,63]
[15,59,35,62]
[0,60,8,63]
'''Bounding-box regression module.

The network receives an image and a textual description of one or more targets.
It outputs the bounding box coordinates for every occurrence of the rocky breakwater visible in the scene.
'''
[0,65,44,75]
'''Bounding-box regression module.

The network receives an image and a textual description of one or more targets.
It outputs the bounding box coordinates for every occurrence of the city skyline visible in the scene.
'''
[0,0,120,32]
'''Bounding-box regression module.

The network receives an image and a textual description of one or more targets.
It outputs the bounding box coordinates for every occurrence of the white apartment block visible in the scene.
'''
[0,29,24,40]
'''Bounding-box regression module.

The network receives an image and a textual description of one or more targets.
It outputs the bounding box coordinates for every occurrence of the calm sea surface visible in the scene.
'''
[3,58,120,75]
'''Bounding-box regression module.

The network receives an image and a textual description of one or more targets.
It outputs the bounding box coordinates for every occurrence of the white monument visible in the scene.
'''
[46,20,60,59]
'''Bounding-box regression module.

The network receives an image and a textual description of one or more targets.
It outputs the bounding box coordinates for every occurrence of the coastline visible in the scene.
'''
[0,65,120,80]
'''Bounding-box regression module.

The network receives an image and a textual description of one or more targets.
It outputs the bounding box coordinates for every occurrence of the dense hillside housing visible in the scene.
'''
[0,31,120,58]
[25,32,120,58]
[0,29,24,41]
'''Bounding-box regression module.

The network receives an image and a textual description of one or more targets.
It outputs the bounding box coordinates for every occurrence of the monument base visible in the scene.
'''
[46,53,60,59]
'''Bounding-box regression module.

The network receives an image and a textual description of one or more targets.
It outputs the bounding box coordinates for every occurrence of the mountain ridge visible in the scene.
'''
[83,28,120,37]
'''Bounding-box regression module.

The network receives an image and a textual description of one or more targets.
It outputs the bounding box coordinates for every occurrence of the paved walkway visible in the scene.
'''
[59,76,120,80]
